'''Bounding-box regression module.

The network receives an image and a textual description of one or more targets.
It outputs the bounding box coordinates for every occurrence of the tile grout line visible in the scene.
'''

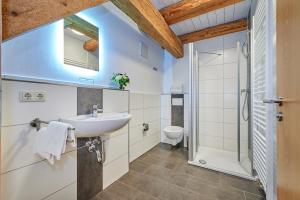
[103,145,265,199]
[0,150,76,175]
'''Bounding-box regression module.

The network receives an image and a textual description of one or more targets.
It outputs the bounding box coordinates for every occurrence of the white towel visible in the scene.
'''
[33,121,76,165]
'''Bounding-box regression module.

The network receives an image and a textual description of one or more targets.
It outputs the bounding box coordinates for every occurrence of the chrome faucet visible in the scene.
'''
[91,104,103,117]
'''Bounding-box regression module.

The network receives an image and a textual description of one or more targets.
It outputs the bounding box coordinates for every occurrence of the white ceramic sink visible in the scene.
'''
[62,112,132,137]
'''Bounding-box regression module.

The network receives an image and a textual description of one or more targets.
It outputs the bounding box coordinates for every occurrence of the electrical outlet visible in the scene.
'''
[20,91,33,102]
[33,92,46,102]
[20,91,47,102]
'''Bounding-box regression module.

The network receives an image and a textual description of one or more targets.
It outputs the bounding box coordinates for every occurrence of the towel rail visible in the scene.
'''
[30,118,75,131]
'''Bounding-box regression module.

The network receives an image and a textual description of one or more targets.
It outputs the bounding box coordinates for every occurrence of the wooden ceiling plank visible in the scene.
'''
[110,0,183,58]
[160,0,243,25]
[3,0,107,40]
[64,15,99,41]
[179,19,247,44]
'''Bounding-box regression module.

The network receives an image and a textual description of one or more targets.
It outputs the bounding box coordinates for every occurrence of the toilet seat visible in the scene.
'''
[163,126,183,146]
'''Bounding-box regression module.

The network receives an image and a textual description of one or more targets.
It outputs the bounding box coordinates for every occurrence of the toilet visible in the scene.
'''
[163,126,184,146]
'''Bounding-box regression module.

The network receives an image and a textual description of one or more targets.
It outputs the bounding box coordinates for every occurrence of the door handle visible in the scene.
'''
[263,97,284,106]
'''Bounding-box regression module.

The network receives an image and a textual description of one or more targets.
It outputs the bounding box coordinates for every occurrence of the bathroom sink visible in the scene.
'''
[62,113,132,138]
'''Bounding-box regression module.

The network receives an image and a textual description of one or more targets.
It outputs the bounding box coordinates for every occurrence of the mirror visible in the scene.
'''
[64,15,99,71]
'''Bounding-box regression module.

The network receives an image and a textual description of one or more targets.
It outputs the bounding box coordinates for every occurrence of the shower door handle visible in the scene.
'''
[263,97,284,106]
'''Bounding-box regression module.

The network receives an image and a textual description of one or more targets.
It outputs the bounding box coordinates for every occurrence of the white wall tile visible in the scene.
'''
[1,125,76,173]
[223,109,237,123]
[129,142,143,162]
[143,108,160,123]
[224,78,237,94]
[199,80,223,94]
[147,120,160,136]
[224,123,248,152]
[224,123,237,139]
[199,94,223,108]
[161,95,171,107]
[103,124,128,139]
[129,109,143,127]
[223,63,237,78]
[199,135,223,149]
[197,32,246,152]
[224,138,237,152]
[130,93,143,110]
[103,154,129,189]
[199,122,223,137]
[129,92,161,163]
[44,182,76,200]
[199,108,223,123]
[224,94,237,108]
[143,132,160,152]
[104,132,128,165]
[1,151,76,200]
[129,125,143,146]
[224,48,238,63]
[143,94,160,108]
[2,81,77,126]
[199,65,223,80]
[103,89,129,113]
[161,107,171,120]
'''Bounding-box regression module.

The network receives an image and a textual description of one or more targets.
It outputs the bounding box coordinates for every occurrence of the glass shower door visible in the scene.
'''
[188,44,199,162]
[237,41,252,174]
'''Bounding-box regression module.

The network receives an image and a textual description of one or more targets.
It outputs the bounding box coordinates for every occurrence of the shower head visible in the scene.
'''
[198,51,222,56]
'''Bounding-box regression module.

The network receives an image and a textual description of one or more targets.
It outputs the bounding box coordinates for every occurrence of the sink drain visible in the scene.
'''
[199,159,207,165]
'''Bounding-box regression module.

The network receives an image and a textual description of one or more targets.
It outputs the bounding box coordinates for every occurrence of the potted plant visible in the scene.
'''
[111,73,130,90]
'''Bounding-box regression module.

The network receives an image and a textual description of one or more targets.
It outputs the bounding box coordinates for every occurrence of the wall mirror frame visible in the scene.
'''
[64,15,99,71]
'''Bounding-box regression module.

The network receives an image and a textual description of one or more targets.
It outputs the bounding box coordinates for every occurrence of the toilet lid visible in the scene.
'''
[163,126,183,133]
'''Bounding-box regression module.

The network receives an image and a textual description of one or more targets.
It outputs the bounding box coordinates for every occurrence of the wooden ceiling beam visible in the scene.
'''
[160,0,243,25]
[110,0,183,58]
[64,15,99,40]
[3,0,107,40]
[179,19,247,44]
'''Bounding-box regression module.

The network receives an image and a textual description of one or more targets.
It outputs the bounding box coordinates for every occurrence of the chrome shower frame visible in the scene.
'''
[188,35,254,178]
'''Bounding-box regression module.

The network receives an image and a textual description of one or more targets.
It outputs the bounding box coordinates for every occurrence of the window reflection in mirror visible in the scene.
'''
[64,15,99,71]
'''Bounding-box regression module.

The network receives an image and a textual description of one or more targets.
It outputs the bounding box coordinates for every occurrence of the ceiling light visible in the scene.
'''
[71,29,84,36]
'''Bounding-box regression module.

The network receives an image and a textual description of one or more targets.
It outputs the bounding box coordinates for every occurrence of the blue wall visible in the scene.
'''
[2,3,164,93]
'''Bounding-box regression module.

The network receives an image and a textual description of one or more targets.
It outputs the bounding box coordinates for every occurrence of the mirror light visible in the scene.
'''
[71,29,84,36]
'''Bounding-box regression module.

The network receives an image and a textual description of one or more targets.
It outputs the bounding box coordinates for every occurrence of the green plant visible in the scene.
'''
[111,73,130,90]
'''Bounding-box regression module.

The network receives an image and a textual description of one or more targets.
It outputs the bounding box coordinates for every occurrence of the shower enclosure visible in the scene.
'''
[188,37,253,179]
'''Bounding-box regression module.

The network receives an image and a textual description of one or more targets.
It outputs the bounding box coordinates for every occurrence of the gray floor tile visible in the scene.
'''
[220,174,264,196]
[245,192,266,200]
[93,144,265,200]
[158,183,201,200]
